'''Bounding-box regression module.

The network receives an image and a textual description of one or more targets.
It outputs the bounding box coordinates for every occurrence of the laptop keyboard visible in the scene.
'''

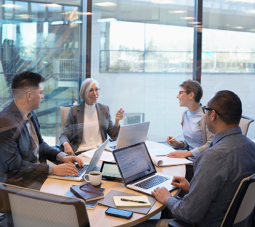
[135,175,170,189]
[65,164,89,177]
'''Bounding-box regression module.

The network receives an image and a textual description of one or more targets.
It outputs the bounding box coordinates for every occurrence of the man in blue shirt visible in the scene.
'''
[136,90,255,227]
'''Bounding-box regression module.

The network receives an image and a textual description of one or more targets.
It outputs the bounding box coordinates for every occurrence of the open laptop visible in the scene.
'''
[48,139,108,182]
[105,121,150,152]
[113,142,175,195]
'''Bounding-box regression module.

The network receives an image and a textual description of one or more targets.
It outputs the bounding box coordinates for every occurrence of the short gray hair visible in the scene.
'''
[79,78,99,102]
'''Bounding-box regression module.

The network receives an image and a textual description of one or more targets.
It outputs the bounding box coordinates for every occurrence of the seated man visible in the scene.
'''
[136,90,255,227]
[0,71,83,188]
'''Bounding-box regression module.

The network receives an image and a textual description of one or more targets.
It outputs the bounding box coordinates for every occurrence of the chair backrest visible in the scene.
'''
[239,115,254,136]
[60,106,72,130]
[221,174,255,227]
[0,183,90,227]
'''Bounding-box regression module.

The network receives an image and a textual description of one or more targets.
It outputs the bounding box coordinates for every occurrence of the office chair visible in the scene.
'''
[55,105,72,144]
[0,183,90,227]
[239,115,254,136]
[60,105,72,130]
[168,173,255,227]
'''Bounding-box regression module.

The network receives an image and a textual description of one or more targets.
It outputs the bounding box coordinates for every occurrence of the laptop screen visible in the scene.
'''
[113,142,156,185]
[116,121,150,149]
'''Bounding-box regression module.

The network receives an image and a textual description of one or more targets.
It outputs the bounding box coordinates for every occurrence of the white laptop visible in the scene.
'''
[48,139,108,181]
[113,142,175,195]
[105,121,150,152]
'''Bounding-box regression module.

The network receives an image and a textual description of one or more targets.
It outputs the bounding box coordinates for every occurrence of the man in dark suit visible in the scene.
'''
[0,71,83,188]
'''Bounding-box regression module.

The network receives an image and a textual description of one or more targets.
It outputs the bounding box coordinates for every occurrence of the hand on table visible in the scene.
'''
[167,151,193,158]
[171,176,190,193]
[151,187,172,205]
[63,142,75,156]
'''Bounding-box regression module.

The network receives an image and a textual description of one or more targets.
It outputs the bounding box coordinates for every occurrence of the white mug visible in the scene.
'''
[84,171,102,186]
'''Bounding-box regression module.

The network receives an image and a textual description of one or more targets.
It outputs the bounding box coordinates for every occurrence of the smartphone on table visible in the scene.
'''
[105,207,133,219]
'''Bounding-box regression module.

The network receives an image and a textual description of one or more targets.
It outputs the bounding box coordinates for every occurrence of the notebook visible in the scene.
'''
[105,122,150,152]
[113,196,151,207]
[150,154,193,167]
[48,139,108,181]
[113,142,175,195]
[65,187,105,210]
[99,190,156,214]
[70,183,104,201]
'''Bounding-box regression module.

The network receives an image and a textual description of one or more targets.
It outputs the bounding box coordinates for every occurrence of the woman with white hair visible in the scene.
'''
[59,78,124,156]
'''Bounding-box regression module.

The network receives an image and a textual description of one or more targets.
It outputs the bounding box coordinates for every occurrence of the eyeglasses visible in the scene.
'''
[202,106,221,116]
[89,88,101,93]
[179,91,187,95]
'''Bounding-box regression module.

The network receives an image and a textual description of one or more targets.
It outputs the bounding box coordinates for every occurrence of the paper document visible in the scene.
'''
[82,149,114,162]
[148,147,175,156]
[113,196,151,207]
[146,141,175,156]
[150,154,192,167]
[145,141,169,148]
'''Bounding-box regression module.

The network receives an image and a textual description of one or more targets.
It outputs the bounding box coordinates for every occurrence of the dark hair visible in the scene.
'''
[180,80,203,103]
[12,71,45,95]
[208,90,242,125]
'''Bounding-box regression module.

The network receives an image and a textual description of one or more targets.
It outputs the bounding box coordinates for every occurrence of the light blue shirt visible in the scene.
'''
[182,106,203,158]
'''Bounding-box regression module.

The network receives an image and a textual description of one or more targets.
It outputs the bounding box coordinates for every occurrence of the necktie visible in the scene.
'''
[26,113,39,163]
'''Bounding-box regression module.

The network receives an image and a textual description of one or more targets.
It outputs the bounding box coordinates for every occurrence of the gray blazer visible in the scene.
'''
[59,102,119,152]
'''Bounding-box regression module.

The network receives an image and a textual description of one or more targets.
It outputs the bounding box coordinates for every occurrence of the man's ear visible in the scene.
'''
[211,110,217,121]
[26,92,32,100]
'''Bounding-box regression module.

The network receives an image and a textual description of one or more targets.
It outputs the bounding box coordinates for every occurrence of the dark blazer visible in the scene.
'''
[59,102,119,152]
[0,101,60,187]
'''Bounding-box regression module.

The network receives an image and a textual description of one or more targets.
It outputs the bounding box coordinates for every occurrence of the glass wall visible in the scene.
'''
[201,0,255,139]
[91,0,194,141]
[1,0,254,144]
[0,0,82,144]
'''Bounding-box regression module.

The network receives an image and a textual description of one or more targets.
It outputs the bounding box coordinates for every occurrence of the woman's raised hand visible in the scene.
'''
[116,108,125,121]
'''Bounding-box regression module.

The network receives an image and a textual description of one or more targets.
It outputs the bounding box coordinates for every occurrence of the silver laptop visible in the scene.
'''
[113,142,175,195]
[105,121,150,152]
[48,139,108,181]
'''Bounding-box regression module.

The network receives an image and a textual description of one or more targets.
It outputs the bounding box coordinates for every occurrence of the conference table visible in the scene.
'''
[41,144,186,227]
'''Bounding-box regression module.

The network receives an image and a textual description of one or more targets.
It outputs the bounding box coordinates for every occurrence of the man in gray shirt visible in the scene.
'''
[136,90,255,227]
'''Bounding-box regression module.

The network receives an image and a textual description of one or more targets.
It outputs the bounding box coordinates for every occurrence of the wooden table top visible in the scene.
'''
[41,154,186,227]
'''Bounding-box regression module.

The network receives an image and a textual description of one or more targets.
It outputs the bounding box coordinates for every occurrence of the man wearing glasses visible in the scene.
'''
[136,90,255,227]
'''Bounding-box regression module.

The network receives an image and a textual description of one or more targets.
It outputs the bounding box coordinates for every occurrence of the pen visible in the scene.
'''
[121,198,147,204]
[169,135,180,142]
